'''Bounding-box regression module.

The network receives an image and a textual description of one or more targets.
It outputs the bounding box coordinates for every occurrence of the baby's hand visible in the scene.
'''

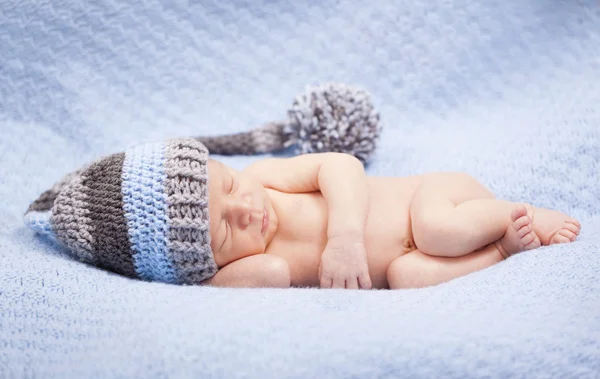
[319,235,372,289]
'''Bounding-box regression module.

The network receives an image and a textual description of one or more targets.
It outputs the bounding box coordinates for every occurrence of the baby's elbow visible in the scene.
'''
[261,255,291,288]
[320,152,364,175]
[328,151,362,166]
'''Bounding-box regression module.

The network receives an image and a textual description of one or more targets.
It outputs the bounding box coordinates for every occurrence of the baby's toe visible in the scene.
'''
[556,235,571,244]
[559,229,578,242]
[511,204,528,222]
[513,215,532,231]
[521,231,536,245]
[517,224,532,238]
[565,220,581,235]
[523,233,541,249]
[551,233,572,244]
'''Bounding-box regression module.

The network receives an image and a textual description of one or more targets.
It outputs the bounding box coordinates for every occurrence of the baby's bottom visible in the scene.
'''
[386,172,581,289]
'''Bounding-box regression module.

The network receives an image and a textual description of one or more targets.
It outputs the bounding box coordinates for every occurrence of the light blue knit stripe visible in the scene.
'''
[122,142,177,284]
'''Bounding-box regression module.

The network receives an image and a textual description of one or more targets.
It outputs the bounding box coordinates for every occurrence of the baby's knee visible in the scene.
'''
[411,212,469,255]
[261,255,291,288]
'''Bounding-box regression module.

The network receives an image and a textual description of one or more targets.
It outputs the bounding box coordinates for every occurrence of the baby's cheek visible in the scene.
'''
[208,231,219,252]
[249,234,267,255]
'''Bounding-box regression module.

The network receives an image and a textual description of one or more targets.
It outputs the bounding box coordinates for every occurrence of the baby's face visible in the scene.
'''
[207,159,277,267]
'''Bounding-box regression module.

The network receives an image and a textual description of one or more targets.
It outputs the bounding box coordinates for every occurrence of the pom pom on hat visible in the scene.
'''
[197,82,383,164]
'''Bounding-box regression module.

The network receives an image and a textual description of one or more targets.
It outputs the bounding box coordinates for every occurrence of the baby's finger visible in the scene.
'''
[331,277,345,289]
[345,278,359,289]
[358,273,373,290]
[320,276,332,288]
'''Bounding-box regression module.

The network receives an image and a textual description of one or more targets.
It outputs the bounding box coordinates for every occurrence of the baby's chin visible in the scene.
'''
[243,233,269,257]
[264,203,279,245]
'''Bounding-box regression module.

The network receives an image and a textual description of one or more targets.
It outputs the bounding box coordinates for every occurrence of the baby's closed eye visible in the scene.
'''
[221,220,230,250]
[228,173,237,194]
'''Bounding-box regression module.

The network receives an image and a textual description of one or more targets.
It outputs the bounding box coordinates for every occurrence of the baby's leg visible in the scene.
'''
[409,172,581,258]
[410,172,520,257]
[388,204,558,288]
[387,244,503,289]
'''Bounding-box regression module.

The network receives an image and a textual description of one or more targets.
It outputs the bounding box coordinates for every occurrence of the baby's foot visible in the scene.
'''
[530,206,581,246]
[495,204,541,258]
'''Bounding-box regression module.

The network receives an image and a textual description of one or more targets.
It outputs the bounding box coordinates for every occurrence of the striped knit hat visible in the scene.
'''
[24,138,216,285]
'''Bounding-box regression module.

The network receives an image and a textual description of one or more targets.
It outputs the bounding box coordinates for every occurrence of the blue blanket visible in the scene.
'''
[1,1,599,378]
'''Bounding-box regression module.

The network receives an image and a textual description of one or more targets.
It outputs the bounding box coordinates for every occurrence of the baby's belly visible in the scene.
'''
[363,176,422,288]
[267,176,422,289]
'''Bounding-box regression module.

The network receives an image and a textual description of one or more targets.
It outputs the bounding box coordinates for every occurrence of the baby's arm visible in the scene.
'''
[203,254,291,288]
[244,153,372,289]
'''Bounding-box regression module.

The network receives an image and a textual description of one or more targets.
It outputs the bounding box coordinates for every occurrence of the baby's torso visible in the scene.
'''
[265,176,423,289]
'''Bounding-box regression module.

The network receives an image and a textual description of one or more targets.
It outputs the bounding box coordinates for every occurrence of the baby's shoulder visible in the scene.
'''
[242,156,322,194]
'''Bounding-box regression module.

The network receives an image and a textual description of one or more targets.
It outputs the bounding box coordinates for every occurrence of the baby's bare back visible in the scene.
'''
[265,175,423,288]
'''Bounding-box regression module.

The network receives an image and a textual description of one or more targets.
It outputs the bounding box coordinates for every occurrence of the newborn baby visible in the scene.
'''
[204,151,581,290]
[24,138,581,290]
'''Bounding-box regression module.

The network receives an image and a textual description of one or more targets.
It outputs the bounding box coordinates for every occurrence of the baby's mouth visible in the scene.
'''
[261,206,269,235]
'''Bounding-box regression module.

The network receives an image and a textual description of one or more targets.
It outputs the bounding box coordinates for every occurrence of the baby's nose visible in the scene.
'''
[230,195,254,226]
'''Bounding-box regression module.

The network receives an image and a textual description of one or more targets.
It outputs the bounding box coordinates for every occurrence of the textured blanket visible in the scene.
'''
[1,1,599,378]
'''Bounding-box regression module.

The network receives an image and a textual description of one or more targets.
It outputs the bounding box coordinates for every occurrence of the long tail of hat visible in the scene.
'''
[194,122,288,155]
[194,82,382,163]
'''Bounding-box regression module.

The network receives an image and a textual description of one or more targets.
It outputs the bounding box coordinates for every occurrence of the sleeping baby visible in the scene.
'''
[24,138,581,289]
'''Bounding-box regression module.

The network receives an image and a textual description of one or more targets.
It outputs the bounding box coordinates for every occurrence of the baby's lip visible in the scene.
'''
[261,206,269,235]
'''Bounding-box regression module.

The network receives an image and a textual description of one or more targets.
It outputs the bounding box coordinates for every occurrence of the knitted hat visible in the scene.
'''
[24,83,383,285]
[25,138,215,284]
